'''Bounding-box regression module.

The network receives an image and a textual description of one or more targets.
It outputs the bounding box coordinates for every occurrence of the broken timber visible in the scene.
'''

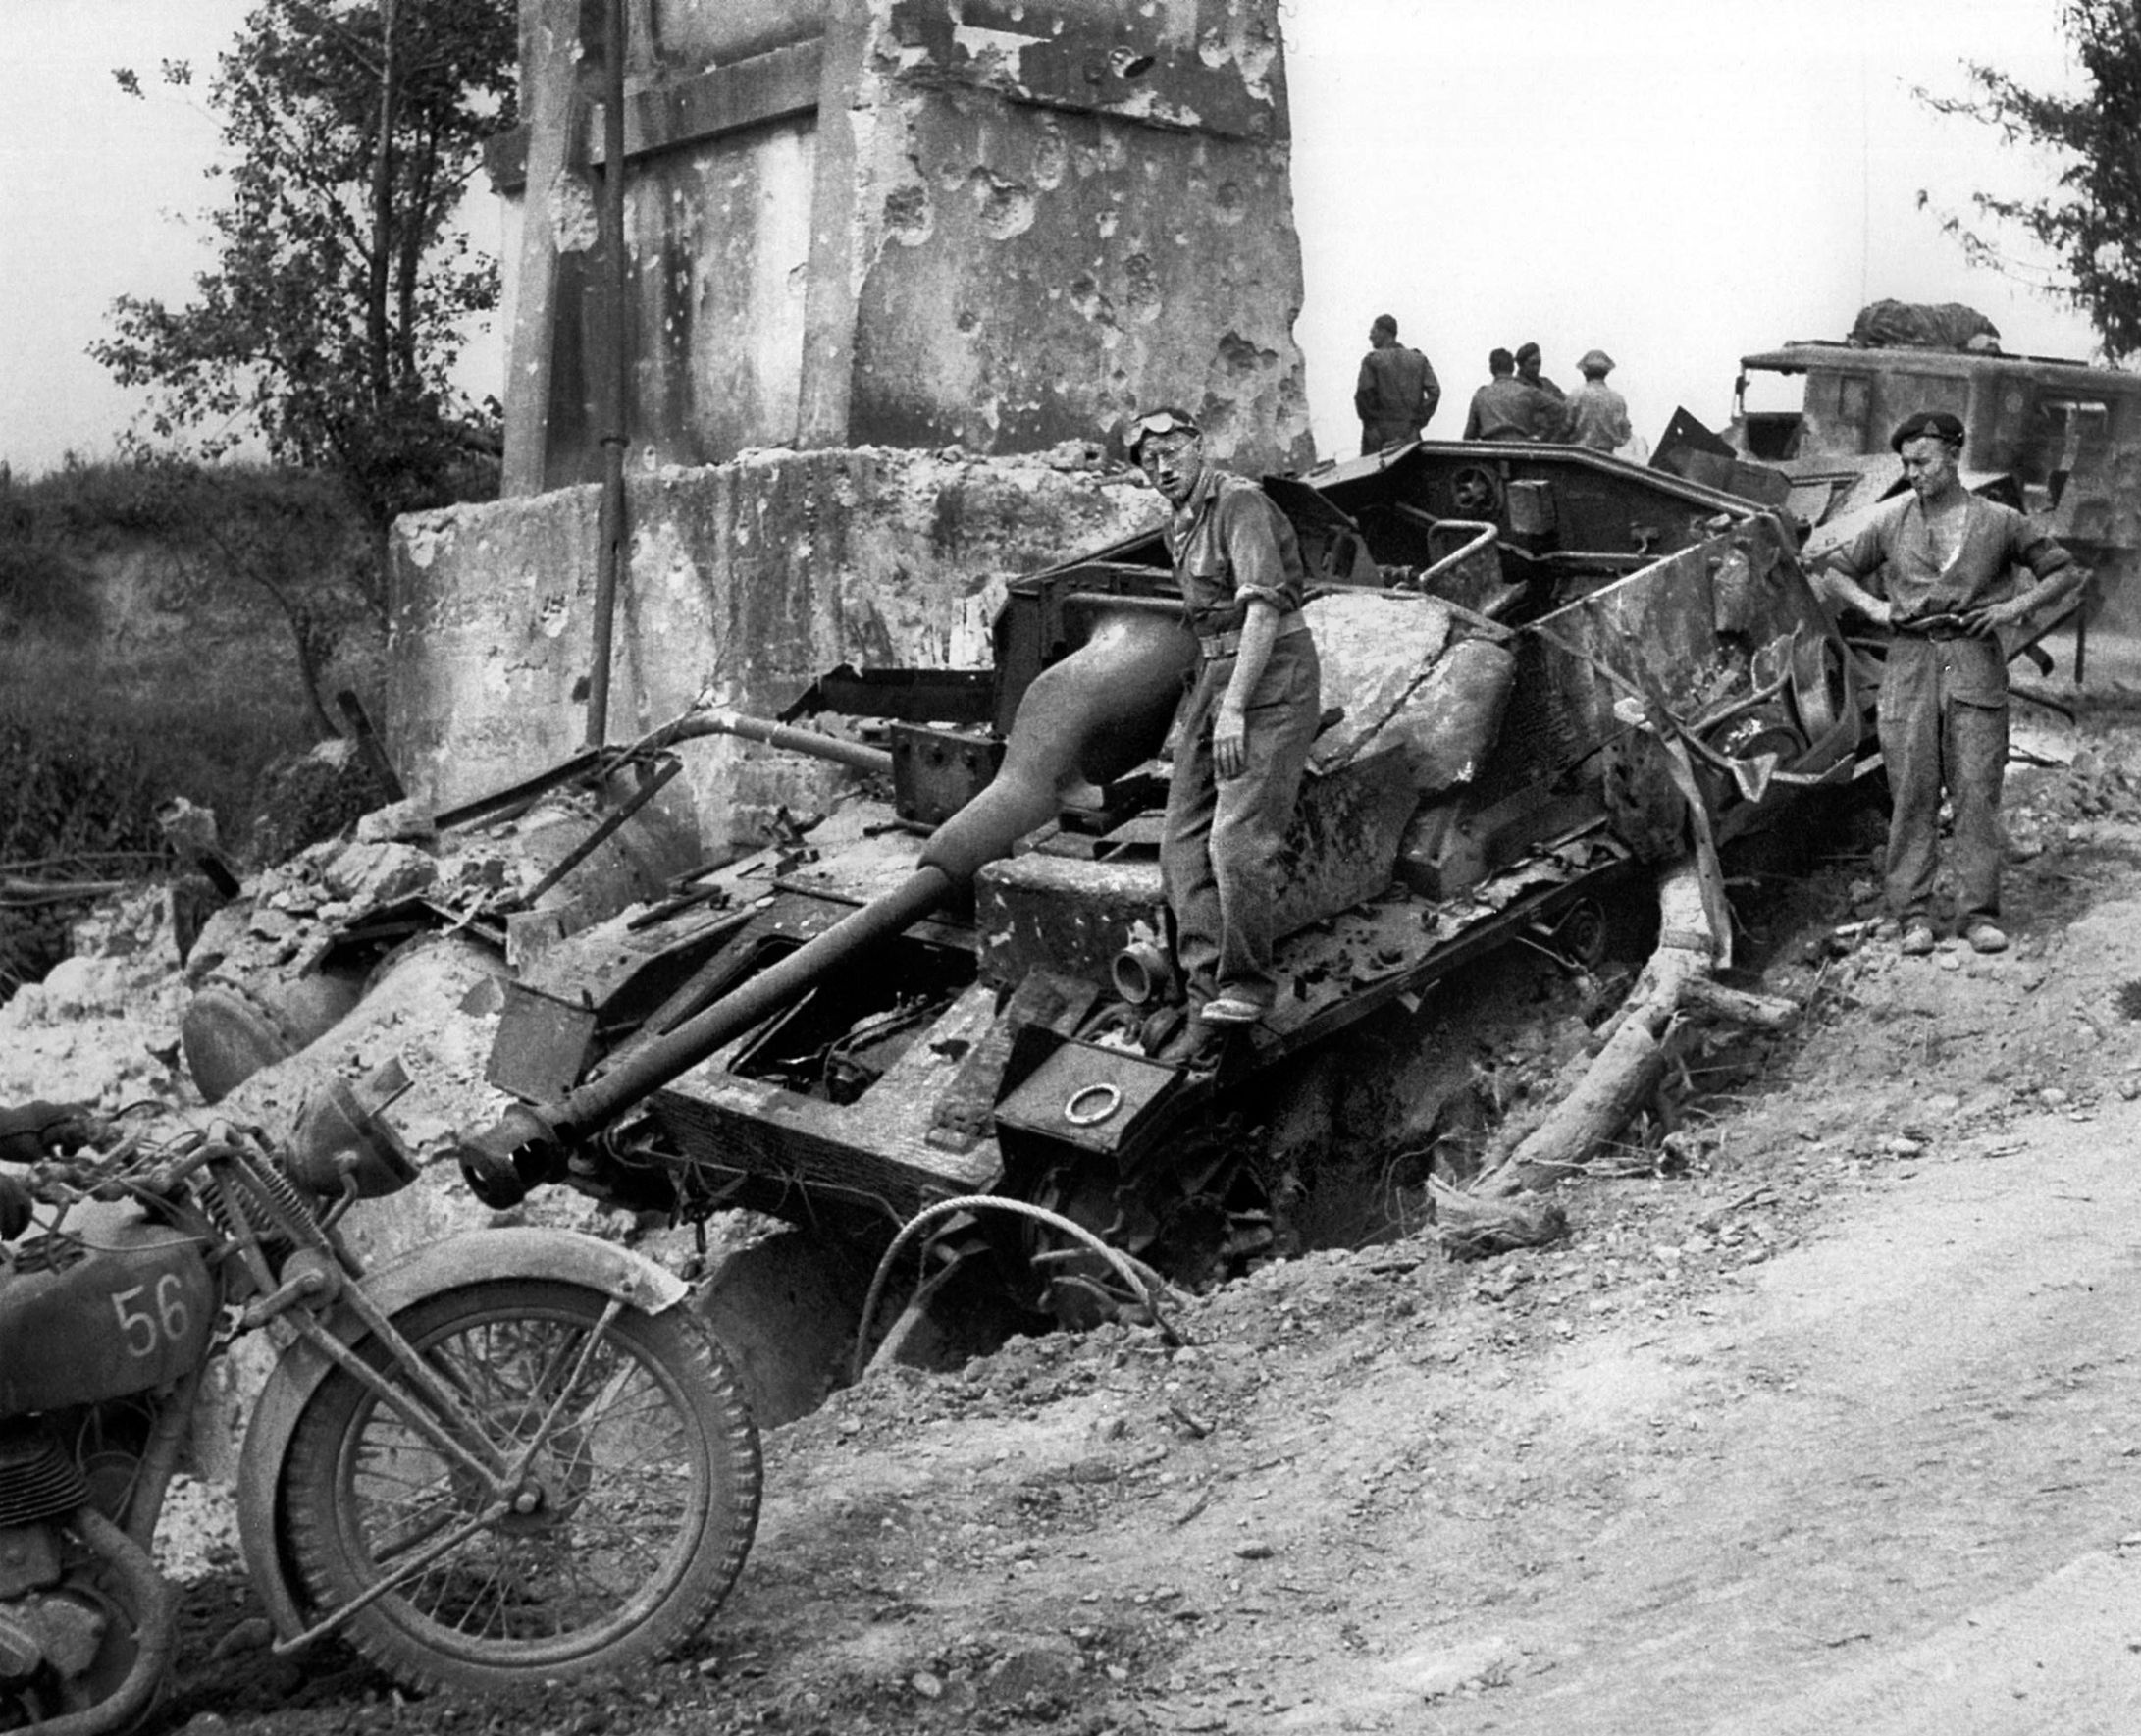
[1465,857,1800,1214]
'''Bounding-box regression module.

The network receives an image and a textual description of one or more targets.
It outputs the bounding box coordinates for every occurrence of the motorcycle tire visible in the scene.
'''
[279,1278,760,1693]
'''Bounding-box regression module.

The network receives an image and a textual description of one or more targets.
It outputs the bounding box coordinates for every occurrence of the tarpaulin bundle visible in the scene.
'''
[1847,300,2003,353]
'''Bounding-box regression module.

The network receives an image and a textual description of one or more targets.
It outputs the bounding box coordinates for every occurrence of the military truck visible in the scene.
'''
[1663,331,2141,656]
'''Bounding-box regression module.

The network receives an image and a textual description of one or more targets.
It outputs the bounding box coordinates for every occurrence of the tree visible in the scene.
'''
[93,0,518,552]
[12,457,372,741]
[1918,0,2141,361]
[144,462,377,743]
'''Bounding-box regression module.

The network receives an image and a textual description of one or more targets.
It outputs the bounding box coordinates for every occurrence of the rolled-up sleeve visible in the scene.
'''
[1216,490,1306,614]
[2010,518,2073,580]
[1827,511,1892,583]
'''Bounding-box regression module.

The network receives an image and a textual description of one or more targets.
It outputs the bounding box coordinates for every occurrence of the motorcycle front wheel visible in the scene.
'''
[280,1279,760,1693]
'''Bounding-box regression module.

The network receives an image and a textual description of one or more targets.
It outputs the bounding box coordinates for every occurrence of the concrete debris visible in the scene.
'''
[318,838,439,905]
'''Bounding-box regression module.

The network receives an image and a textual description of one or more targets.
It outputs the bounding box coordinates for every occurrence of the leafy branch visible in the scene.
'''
[1916,0,2141,360]
[94,0,517,543]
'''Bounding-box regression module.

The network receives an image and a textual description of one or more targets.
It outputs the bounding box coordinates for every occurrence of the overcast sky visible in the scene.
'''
[0,0,2100,475]
[1288,0,2096,454]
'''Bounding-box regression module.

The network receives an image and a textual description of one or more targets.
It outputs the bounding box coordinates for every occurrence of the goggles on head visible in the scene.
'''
[1128,409,1201,459]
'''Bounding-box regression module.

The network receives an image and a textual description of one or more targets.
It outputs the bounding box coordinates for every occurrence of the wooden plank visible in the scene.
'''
[500,0,590,497]
[798,3,870,447]
[487,38,825,194]
[594,39,822,165]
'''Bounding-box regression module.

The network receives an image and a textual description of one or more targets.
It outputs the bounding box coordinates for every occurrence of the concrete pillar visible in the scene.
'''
[501,0,600,497]
[796,0,872,449]
[491,0,1312,484]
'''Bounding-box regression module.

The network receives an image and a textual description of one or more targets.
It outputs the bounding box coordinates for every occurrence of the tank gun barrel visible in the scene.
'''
[454,863,957,1203]
[453,606,1197,1206]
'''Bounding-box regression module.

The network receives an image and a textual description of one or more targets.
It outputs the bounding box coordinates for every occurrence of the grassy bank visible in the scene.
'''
[0,458,382,987]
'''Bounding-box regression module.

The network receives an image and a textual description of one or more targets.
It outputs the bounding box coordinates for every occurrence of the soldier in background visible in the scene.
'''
[1514,342,1565,436]
[1463,349,1552,442]
[1354,314,1441,453]
[1562,348,1633,451]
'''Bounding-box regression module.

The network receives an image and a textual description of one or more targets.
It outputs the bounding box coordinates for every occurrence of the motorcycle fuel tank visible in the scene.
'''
[0,1214,217,1417]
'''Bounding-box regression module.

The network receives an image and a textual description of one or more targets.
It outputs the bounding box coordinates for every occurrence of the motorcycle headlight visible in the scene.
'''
[285,1072,418,1200]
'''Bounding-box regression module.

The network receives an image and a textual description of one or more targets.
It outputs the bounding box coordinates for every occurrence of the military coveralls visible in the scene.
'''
[1462,377,1554,442]
[1355,343,1442,453]
[1562,380,1633,451]
[1827,494,2072,924]
[1162,470,1322,1018]
[1517,367,1565,414]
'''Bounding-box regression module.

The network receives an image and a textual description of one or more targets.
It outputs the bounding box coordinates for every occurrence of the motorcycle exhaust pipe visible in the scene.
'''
[23,1507,175,1736]
[1111,937,1177,1007]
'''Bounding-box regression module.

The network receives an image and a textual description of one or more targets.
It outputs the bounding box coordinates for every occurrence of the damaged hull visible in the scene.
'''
[469,442,1871,1306]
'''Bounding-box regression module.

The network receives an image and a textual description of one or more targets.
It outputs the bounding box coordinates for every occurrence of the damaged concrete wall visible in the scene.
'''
[831,0,1308,467]
[385,446,1160,844]
[495,0,1311,489]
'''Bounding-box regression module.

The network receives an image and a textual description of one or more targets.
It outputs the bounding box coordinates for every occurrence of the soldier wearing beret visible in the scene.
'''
[1513,342,1565,415]
[1126,407,1322,1030]
[1820,409,2085,956]
[1463,348,1555,443]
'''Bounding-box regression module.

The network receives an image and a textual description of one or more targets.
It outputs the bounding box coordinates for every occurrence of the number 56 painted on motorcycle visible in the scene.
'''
[0,1221,217,1411]
[0,1078,759,1731]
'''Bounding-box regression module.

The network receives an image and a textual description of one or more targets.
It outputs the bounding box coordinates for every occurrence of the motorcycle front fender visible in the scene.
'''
[235,1225,690,1648]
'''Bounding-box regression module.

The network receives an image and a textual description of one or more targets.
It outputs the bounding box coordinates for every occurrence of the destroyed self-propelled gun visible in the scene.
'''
[447,440,1871,1325]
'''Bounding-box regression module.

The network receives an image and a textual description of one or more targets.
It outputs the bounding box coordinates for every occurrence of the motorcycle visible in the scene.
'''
[0,1069,760,1729]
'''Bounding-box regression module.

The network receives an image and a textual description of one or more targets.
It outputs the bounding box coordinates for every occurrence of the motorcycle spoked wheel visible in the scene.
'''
[279,1279,760,1694]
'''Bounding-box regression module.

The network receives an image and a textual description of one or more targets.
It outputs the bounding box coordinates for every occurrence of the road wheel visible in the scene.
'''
[280,1280,759,1693]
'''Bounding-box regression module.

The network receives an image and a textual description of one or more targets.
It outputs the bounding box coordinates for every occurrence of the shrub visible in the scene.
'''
[0,706,167,993]
[0,484,101,633]
[0,457,380,990]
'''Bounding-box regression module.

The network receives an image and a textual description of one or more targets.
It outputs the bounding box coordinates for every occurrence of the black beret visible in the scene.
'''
[1890,410,1965,452]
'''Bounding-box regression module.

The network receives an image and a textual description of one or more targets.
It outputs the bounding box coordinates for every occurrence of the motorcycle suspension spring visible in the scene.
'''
[235,1141,332,1249]
[194,1140,321,1278]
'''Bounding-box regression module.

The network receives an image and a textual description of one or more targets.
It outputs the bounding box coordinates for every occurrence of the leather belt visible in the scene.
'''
[1892,615,1969,641]
[1196,609,1307,660]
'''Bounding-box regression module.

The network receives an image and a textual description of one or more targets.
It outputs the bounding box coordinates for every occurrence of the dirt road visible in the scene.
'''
[661,846,2141,1736]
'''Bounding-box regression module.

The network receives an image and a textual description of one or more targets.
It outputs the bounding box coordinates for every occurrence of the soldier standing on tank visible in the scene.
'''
[1562,349,1633,451]
[1354,314,1442,453]
[1463,349,1553,442]
[1126,407,1322,1030]
[1514,342,1566,437]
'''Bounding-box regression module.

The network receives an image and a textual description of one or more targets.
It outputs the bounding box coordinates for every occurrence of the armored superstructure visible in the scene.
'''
[447,440,1869,1323]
